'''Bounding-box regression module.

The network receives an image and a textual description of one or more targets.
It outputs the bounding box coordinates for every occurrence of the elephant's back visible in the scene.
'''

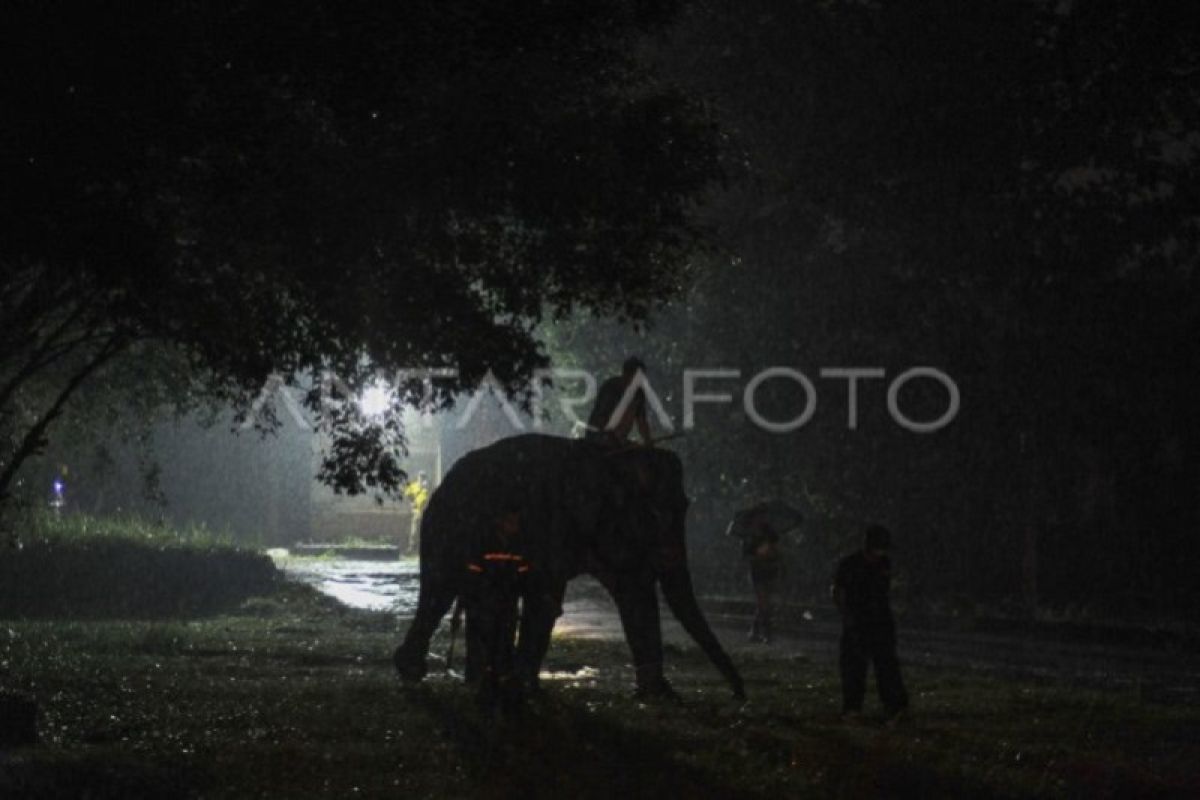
[470,433,580,466]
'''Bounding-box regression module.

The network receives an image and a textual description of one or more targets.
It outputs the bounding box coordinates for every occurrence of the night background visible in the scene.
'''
[2,1,1198,798]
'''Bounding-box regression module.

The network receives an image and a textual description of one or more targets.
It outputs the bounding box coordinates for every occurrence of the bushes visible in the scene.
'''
[0,511,277,619]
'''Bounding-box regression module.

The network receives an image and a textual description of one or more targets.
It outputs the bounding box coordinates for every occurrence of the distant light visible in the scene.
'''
[358,384,391,418]
[53,480,64,494]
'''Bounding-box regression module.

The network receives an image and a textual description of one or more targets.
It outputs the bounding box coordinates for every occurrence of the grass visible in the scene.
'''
[0,511,276,619]
[12,509,237,548]
[2,580,1197,799]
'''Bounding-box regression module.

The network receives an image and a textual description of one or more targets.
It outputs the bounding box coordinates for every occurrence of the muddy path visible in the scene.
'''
[278,557,1200,704]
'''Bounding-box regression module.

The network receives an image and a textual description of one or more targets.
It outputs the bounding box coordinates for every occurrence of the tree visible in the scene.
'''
[550,0,1200,613]
[0,1,721,505]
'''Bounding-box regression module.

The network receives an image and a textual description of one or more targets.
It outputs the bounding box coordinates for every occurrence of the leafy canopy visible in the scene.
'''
[0,1,720,497]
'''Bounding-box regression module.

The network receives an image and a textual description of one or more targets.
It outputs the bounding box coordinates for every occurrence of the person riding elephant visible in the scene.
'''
[393,433,745,701]
[584,356,653,446]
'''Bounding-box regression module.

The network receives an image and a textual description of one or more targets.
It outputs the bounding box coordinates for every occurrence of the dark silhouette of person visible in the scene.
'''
[584,357,652,445]
[464,506,531,712]
[831,524,909,723]
[740,506,782,643]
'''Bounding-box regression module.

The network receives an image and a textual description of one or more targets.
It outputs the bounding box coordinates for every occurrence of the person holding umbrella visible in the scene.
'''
[726,501,804,643]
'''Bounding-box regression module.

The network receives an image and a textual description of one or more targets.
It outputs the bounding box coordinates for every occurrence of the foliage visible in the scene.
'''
[548,0,1200,613]
[0,0,723,503]
[12,509,236,548]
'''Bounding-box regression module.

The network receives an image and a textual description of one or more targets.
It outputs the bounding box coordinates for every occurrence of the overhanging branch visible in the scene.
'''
[0,335,128,503]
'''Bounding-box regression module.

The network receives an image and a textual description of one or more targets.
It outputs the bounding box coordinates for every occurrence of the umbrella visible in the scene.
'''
[727,500,805,540]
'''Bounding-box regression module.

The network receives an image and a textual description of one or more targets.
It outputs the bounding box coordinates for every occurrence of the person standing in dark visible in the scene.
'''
[463,505,532,713]
[739,506,782,643]
[584,356,652,446]
[831,524,909,723]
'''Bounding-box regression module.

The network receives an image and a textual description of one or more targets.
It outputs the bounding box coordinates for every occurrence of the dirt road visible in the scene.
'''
[559,577,1200,704]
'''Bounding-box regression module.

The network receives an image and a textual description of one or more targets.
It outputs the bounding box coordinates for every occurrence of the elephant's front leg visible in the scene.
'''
[394,572,458,684]
[463,602,485,686]
[597,570,675,698]
[513,577,565,694]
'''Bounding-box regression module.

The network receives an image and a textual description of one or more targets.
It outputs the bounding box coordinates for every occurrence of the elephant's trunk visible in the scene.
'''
[659,561,746,700]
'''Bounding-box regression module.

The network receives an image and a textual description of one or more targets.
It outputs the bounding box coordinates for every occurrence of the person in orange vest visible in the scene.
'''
[463,505,532,713]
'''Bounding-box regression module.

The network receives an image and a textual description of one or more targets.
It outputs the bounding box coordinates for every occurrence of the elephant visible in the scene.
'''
[392,433,746,701]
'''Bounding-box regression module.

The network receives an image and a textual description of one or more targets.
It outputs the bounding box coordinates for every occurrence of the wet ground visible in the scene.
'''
[5,557,1198,798]
[276,556,420,613]
[274,555,627,639]
[279,555,1200,704]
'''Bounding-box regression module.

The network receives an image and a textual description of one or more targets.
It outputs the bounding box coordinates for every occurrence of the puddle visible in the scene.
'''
[275,556,421,613]
[273,558,629,643]
[538,666,600,681]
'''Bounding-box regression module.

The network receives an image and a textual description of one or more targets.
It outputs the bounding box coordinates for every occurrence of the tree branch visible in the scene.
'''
[0,302,94,412]
[0,335,127,503]
[0,265,77,359]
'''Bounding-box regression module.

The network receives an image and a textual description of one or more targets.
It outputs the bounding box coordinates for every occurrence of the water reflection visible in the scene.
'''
[276,557,421,613]
[274,557,626,644]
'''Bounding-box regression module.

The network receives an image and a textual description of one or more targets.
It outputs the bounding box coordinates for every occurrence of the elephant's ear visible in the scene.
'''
[575,460,640,569]
[619,450,686,506]
[557,455,611,543]
[609,452,656,503]
[648,449,689,511]
[632,461,655,495]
